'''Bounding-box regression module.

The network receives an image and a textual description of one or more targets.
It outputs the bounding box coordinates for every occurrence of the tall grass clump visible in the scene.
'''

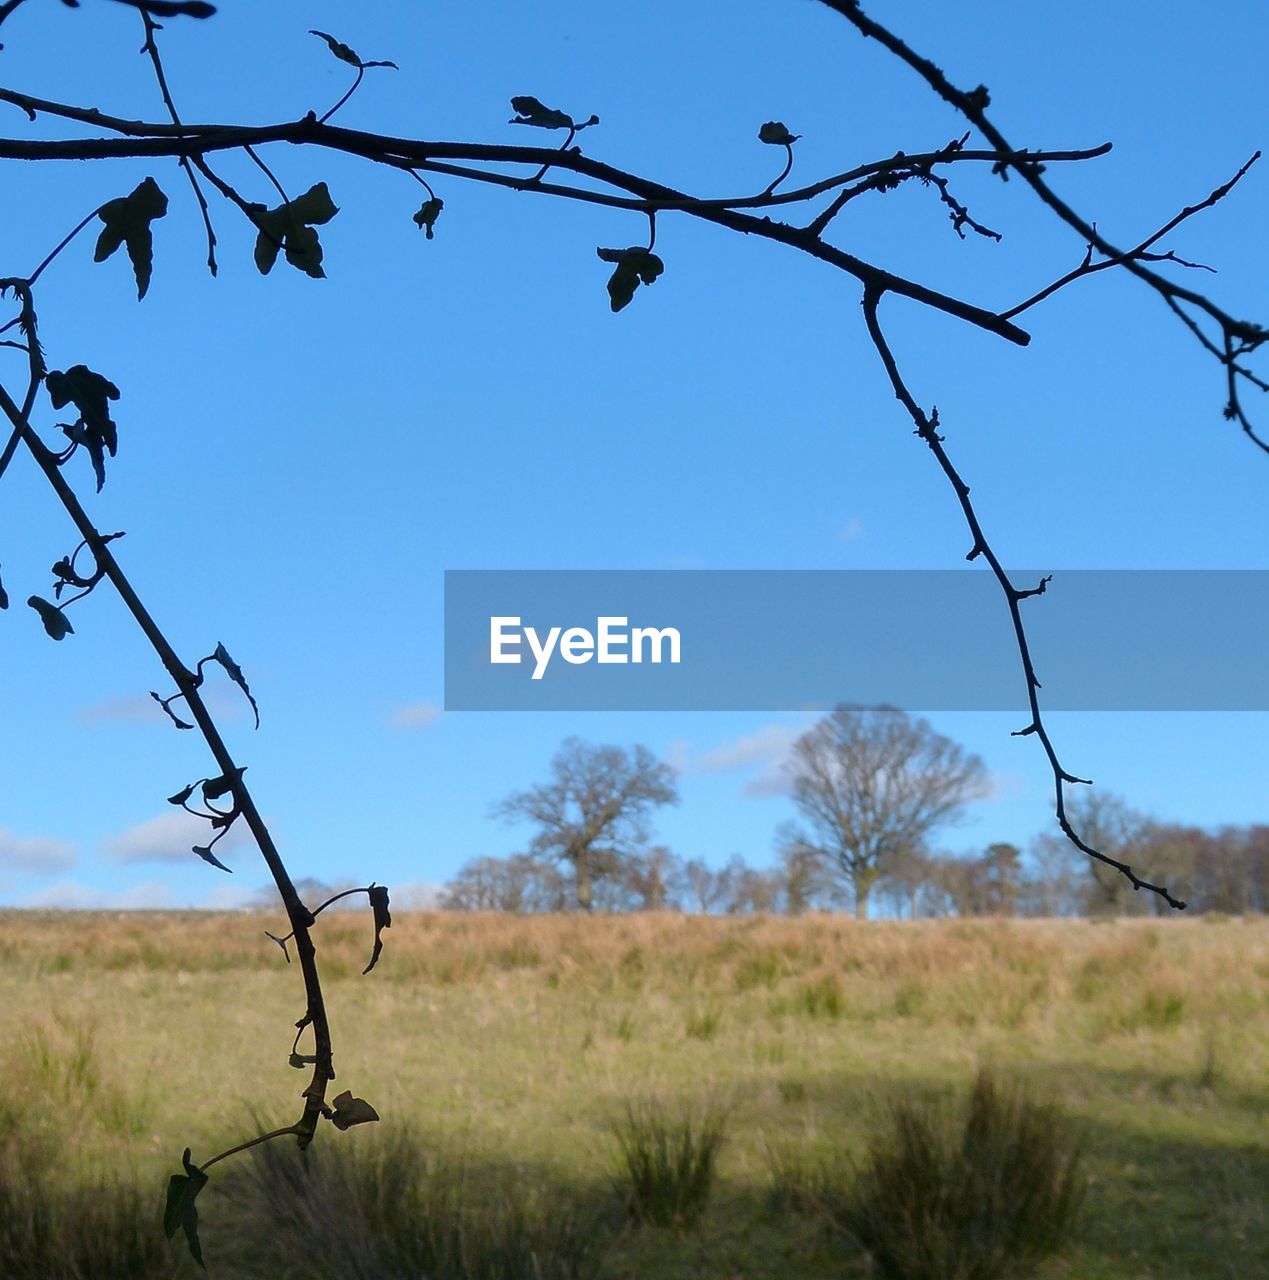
[764,1139,846,1218]
[835,1070,1084,1280]
[611,1097,728,1228]
[228,1126,606,1280]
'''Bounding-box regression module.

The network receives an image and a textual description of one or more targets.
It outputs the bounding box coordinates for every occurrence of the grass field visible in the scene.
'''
[0,910,1265,1278]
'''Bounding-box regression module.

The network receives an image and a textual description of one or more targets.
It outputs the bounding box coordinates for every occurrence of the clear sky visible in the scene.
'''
[1,0,1267,910]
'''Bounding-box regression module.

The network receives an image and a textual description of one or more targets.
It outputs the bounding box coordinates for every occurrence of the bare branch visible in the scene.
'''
[137,5,217,274]
[817,0,1268,443]
[860,285,1186,910]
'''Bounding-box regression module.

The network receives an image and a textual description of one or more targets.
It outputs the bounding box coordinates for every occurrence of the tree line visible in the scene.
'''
[435,710,1267,918]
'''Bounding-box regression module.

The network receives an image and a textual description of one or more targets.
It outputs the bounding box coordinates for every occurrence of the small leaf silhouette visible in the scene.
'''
[509,95,574,130]
[596,247,664,313]
[509,95,598,133]
[94,177,168,300]
[758,121,800,145]
[167,783,195,806]
[202,766,245,802]
[47,365,120,491]
[412,197,443,240]
[210,642,260,727]
[309,29,397,70]
[253,183,339,279]
[330,1090,380,1130]
[151,691,193,730]
[163,1148,208,1269]
[28,595,72,640]
[309,29,360,66]
[192,844,232,873]
[46,366,120,454]
[362,883,391,974]
[0,566,8,610]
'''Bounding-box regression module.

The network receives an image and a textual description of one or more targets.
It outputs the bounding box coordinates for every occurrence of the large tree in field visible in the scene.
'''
[493,738,678,911]
[785,705,988,919]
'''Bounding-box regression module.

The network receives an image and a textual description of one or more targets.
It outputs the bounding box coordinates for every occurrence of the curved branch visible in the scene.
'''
[0,374,340,1141]
[0,116,1031,344]
[860,286,1185,910]
[817,1,1267,421]
[137,5,217,274]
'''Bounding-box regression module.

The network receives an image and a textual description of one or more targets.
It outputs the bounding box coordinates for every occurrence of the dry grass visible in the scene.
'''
[0,910,1265,1278]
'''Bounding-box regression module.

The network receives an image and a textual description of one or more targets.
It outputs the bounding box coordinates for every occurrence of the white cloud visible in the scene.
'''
[75,689,243,726]
[672,722,808,799]
[102,810,251,866]
[742,769,795,799]
[74,694,166,726]
[17,880,173,909]
[0,828,77,875]
[389,700,443,730]
[692,724,801,776]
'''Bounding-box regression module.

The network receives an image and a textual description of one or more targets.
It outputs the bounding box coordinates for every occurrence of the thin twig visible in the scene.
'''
[269,885,377,945]
[1003,153,1260,320]
[243,142,290,205]
[26,207,101,288]
[860,285,1185,910]
[199,1125,301,1173]
[138,6,217,274]
[815,0,1268,438]
[319,64,364,125]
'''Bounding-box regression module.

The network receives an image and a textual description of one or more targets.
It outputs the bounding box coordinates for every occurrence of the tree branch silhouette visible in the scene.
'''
[815,0,1269,451]
[3,4,1266,1260]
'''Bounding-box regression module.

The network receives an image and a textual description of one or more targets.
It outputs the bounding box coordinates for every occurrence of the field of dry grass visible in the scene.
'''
[0,910,1265,1278]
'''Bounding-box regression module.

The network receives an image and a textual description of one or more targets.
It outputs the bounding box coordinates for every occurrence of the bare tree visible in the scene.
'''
[784,705,989,919]
[774,823,837,915]
[1061,790,1153,917]
[682,857,728,914]
[492,737,678,911]
[877,846,938,919]
[620,844,685,911]
[715,852,781,914]
[439,853,554,912]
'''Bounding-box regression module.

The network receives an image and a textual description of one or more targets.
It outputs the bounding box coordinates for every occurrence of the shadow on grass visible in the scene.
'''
[0,1112,185,1280]
[209,1125,619,1280]
[756,1065,1268,1280]
[2,1068,1264,1280]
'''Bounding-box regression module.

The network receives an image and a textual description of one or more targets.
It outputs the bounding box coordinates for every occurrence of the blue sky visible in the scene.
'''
[1,0,1267,909]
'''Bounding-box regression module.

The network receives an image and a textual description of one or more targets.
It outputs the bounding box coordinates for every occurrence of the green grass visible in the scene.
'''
[830,1069,1084,1280]
[223,1126,608,1280]
[0,910,1264,1278]
[0,1110,180,1280]
[610,1097,729,1227]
